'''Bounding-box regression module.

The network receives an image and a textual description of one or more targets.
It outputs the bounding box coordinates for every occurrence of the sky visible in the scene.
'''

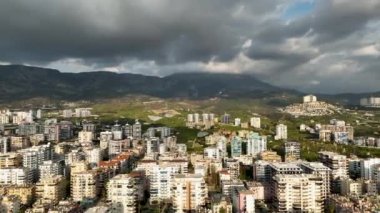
[0,0,380,94]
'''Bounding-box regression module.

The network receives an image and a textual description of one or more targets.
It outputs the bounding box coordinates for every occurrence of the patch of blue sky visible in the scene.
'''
[282,0,315,21]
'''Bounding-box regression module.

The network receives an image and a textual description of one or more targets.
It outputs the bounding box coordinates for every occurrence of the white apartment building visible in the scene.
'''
[18,143,52,180]
[204,147,221,160]
[71,171,98,202]
[303,94,317,103]
[74,108,92,118]
[234,118,241,127]
[65,149,85,166]
[300,162,331,199]
[250,117,261,129]
[99,131,113,150]
[78,131,94,144]
[360,97,380,107]
[246,132,267,157]
[187,114,194,123]
[0,167,33,185]
[0,114,10,124]
[62,109,73,118]
[39,160,62,180]
[146,137,160,155]
[275,124,287,140]
[225,159,240,179]
[108,139,130,158]
[319,151,348,179]
[84,148,102,167]
[0,136,11,153]
[172,174,207,213]
[136,160,188,204]
[360,158,380,180]
[273,174,324,213]
[194,113,200,124]
[216,136,227,158]
[107,174,138,212]
[111,124,123,140]
[284,142,300,162]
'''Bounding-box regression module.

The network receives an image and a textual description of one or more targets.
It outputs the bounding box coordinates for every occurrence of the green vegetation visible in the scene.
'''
[90,96,380,161]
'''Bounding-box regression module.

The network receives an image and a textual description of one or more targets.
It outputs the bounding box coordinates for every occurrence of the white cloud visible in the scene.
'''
[353,44,380,57]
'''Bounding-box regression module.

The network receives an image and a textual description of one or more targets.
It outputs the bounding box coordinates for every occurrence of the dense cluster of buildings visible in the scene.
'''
[186,112,261,130]
[360,97,380,108]
[1,101,380,213]
[62,108,92,118]
[298,119,355,144]
[283,95,338,116]
[186,113,216,129]
[319,119,354,143]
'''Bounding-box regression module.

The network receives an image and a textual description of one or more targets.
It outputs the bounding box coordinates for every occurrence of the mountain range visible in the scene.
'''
[0,65,377,105]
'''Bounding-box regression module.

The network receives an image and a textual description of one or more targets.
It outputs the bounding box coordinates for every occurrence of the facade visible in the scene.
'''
[36,175,66,203]
[136,160,188,204]
[319,151,348,179]
[216,136,228,158]
[204,147,221,160]
[146,137,160,155]
[253,160,271,182]
[250,117,261,129]
[0,136,10,153]
[360,158,380,180]
[38,160,63,180]
[340,178,363,196]
[225,158,240,179]
[71,171,98,202]
[234,118,241,127]
[246,132,267,157]
[319,124,354,143]
[273,174,324,213]
[172,174,208,213]
[111,124,123,140]
[107,174,138,212]
[284,142,300,162]
[275,124,287,140]
[0,153,22,169]
[300,162,331,200]
[84,148,102,167]
[108,139,130,158]
[221,113,230,124]
[319,151,348,193]
[258,151,282,162]
[19,143,52,181]
[78,131,94,144]
[231,188,255,213]
[303,95,317,103]
[231,136,242,158]
[0,168,33,185]
[100,131,113,150]
[132,120,142,140]
[360,97,380,107]
[82,122,96,133]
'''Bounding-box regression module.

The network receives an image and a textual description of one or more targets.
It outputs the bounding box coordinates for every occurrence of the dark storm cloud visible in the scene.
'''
[0,0,272,64]
[0,0,380,93]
